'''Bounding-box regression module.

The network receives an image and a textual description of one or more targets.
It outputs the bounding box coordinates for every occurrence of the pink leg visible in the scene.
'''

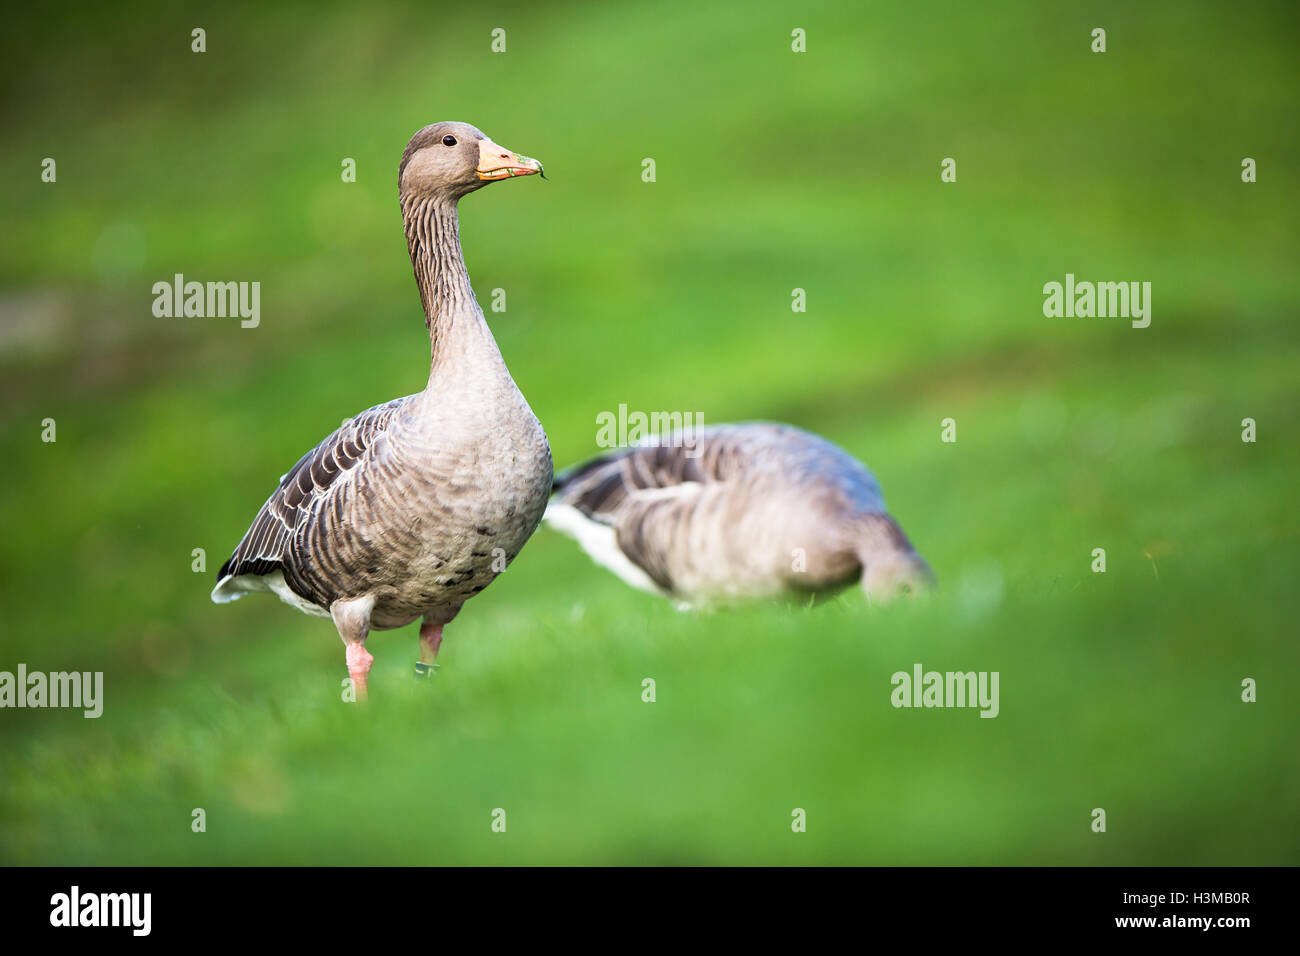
[331,594,376,700]
[346,641,375,700]
[415,620,444,677]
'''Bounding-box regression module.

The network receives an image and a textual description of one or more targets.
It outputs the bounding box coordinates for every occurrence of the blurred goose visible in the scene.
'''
[212,122,552,697]
[545,423,932,607]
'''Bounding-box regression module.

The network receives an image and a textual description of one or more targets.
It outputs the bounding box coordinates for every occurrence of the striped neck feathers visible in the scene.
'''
[401,195,485,370]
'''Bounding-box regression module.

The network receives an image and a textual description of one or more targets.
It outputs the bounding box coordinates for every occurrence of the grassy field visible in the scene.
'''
[1,0,1297,864]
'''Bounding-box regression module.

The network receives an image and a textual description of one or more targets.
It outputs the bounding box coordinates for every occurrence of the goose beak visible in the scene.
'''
[476,140,544,181]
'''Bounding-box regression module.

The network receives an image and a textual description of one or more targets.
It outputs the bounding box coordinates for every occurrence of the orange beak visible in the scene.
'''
[476,140,544,180]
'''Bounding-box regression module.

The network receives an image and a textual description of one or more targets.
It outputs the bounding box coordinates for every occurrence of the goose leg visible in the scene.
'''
[414,619,443,678]
[332,595,376,700]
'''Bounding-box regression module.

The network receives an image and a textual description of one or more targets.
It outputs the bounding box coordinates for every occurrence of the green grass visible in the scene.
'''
[1,0,1297,864]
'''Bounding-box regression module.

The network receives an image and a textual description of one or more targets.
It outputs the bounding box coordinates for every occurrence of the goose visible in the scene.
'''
[212,122,553,697]
[545,422,933,607]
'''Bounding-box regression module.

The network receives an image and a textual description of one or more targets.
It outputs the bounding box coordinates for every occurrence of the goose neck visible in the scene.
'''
[402,195,479,351]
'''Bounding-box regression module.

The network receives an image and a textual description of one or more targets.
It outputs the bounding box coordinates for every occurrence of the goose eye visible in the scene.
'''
[442,135,457,147]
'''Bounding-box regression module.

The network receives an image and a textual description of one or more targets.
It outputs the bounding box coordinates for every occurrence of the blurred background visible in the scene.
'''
[1,0,1297,864]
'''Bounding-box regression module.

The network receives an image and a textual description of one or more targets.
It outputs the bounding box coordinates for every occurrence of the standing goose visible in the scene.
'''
[545,423,932,607]
[213,122,553,697]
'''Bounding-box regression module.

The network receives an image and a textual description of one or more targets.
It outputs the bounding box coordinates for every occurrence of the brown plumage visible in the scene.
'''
[213,122,552,696]
[545,423,932,606]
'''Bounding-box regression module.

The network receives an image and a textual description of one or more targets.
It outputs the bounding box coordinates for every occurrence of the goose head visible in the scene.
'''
[399,121,543,201]
[862,551,935,604]
[855,514,935,604]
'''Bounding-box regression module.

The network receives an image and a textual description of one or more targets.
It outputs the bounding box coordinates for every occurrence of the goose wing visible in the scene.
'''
[550,423,814,518]
[549,426,773,593]
[216,396,413,586]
